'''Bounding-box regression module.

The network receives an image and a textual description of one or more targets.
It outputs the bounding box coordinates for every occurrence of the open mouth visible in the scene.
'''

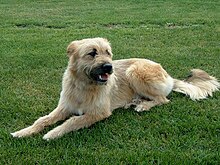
[89,63,113,84]
[97,73,110,82]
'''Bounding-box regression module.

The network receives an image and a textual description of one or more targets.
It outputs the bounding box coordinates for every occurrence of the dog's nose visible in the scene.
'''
[102,63,113,73]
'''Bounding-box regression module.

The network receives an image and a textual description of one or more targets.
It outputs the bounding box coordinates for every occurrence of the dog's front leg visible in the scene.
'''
[11,106,70,138]
[43,111,111,140]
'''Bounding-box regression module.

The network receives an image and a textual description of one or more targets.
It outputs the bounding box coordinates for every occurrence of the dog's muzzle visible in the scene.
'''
[90,63,113,84]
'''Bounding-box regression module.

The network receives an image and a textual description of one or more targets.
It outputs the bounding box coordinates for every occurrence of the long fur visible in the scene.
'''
[11,38,220,140]
[173,69,220,100]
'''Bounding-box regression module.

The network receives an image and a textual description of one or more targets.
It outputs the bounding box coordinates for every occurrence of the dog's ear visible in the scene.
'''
[67,41,80,57]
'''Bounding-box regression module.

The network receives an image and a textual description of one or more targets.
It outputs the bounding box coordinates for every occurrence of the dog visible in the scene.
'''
[11,37,220,140]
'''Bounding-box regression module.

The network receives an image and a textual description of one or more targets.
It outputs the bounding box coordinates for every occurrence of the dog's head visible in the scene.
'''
[67,38,113,85]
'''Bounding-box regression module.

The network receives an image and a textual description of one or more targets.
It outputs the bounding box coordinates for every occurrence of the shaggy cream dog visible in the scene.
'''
[11,37,220,140]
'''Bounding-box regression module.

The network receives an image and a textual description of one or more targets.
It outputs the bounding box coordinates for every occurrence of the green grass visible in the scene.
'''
[0,0,220,164]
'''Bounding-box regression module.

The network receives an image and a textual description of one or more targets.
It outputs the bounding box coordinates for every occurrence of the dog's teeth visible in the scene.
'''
[98,74,109,81]
[99,75,103,80]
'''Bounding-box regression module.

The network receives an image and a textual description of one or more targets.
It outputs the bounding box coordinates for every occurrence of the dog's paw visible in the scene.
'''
[124,98,142,109]
[10,132,20,138]
[43,129,62,141]
[135,105,144,112]
[43,133,56,141]
[11,127,33,138]
[135,104,151,112]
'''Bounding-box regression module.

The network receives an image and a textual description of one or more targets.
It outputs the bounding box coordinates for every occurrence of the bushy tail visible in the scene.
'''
[173,69,220,100]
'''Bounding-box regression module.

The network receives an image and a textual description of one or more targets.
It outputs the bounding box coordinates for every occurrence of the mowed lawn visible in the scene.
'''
[0,0,220,164]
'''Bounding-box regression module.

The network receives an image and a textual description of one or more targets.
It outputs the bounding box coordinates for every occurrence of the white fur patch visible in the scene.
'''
[173,78,220,100]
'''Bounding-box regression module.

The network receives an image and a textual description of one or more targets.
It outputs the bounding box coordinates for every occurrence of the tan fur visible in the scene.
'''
[173,69,220,100]
[11,38,220,140]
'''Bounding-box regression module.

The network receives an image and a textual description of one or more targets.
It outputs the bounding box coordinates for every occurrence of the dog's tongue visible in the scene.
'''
[99,73,109,81]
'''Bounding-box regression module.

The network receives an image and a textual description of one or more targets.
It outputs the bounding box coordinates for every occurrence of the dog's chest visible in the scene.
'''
[63,86,109,115]
[64,97,88,115]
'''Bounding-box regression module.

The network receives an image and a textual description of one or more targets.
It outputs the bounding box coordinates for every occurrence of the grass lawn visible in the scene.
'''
[0,0,220,164]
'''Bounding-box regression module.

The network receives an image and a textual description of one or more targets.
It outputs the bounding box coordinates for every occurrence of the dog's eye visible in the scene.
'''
[106,50,111,56]
[88,49,97,57]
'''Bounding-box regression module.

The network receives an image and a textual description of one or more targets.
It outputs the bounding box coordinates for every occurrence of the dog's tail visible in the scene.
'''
[173,69,220,100]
